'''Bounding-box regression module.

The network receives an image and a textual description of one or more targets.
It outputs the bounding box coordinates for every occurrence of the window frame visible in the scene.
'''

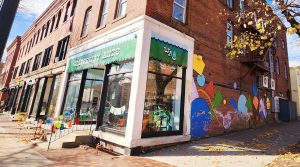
[42,46,53,67]
[24,58,32,74]
[116,0,127,18]
[56,10,62,29]
[172,0,187,23]
[97,0,109,28]
[226,0,233,9]
[81,6,92,37]
[141,59,186,138]
[55,36,70,62]
[64,1,71,22]
[226,21,233,45]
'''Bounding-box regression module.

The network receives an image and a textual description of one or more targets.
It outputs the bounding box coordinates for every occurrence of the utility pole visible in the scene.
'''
[0,0,20,61]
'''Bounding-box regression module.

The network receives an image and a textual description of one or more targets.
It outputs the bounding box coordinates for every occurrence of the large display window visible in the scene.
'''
[30,78,46,118]
[101,61,133,132]
[62,68,104,123]
[142,59,185,138]
[47,74,62,118]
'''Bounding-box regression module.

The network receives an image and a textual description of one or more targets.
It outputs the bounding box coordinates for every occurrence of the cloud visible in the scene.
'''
[287,34,300,67]
[18,0,54,17]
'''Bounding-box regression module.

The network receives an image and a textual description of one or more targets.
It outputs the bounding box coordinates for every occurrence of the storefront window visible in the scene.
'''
[40,77,54,116]
[26,85,36,114]
[30,78,46,118]
[63,71,83,115]
[142,59,184,137]
[47,75,62,118]
[80,69,104,122]
[101,61,133,132]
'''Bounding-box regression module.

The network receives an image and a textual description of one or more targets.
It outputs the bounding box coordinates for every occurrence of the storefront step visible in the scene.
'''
[62,135,93,148]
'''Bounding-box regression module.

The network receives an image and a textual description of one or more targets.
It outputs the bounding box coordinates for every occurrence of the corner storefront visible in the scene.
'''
[62,16,194,155]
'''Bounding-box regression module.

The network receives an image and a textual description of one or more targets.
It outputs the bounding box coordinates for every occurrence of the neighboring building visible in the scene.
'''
[290,67,300,116]
[0,0,20,60]
[7,0,75,117]
[0,36,21,107]
[4,0,291,155]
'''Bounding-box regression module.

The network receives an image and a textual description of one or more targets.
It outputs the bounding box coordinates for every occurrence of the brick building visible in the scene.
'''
[4,0,291,155]
[0,36,21,106]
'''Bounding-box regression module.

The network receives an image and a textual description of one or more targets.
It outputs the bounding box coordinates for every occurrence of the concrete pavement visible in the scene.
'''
[0,113,52,167]
[144,121,300,167]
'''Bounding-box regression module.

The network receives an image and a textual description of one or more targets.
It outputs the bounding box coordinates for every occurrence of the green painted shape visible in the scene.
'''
[150,38,188,66]
[212,91,223,108]
[67,38,137,73]
[246,95,253,111]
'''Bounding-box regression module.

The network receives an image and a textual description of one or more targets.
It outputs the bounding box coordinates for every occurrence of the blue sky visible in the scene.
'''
[3,0,300,67]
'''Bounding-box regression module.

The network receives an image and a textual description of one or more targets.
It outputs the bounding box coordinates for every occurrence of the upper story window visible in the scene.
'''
[71,0,77,16]
[240,0,244,10]
[64,1,71,22]
[81,7,92,37]
[50,16,56,33]
[55,36,70,62]
[226,0,233,9]
[227,21,233,45]
[253,11,258,22]
[172,0,187,23]
[284,63,288,80]
[97,0,109,28]
[275,57,280,75]
[32,35,36,47]
[41,46,53,67]
[282,40,285,49]
[40,25,45,41]
[116,0,127,18]
[297,73,300,86]
[32,53,42,71]
[44,21,50,38]
[19,62,25,76]
[36,29,40,44]
[56,10,62,29]
[25,58,32,74]
[12,67,18,79]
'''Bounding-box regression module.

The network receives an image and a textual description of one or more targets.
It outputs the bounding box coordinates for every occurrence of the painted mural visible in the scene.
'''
[191,55,270,139]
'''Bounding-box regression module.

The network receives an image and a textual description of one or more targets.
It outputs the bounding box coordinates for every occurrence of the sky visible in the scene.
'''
[2,0,300,67]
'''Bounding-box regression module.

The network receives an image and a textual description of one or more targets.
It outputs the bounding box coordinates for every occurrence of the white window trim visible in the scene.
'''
[173,0,187,23]
[99,0,109,27]
[117,0,127,18]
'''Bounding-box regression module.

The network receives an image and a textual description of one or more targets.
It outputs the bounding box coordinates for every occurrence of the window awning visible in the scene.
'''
[150,38,188,67]
[67,38,137,73]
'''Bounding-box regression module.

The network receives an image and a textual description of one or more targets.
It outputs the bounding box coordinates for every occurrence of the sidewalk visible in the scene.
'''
[1,112,300,167]
[0,113,170,167]
[0,113,52,167]
[144,121,300,167]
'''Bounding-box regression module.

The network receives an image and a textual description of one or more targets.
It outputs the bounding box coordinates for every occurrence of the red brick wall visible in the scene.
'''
[145,0,291,138]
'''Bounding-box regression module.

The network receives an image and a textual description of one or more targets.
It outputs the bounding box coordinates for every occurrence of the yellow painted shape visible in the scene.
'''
[193,54,205,75]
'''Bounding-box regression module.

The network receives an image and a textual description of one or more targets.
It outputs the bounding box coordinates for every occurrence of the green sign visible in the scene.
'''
[67,38,137,73]
[150,38,188,66]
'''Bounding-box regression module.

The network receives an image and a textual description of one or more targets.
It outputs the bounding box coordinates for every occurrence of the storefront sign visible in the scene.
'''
[67,38,137,73]
[150,38,188,67]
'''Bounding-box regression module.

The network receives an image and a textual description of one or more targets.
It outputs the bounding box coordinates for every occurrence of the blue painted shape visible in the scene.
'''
[45,118,52,124]
[230,97,237,110]
[191,98,211,138]
[60,124,65,130]
[238,95,248,115]
[252,83,258,96]
[197,75,206,87]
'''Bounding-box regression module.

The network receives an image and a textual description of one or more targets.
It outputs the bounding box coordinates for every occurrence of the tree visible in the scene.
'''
[221,0,300,59]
